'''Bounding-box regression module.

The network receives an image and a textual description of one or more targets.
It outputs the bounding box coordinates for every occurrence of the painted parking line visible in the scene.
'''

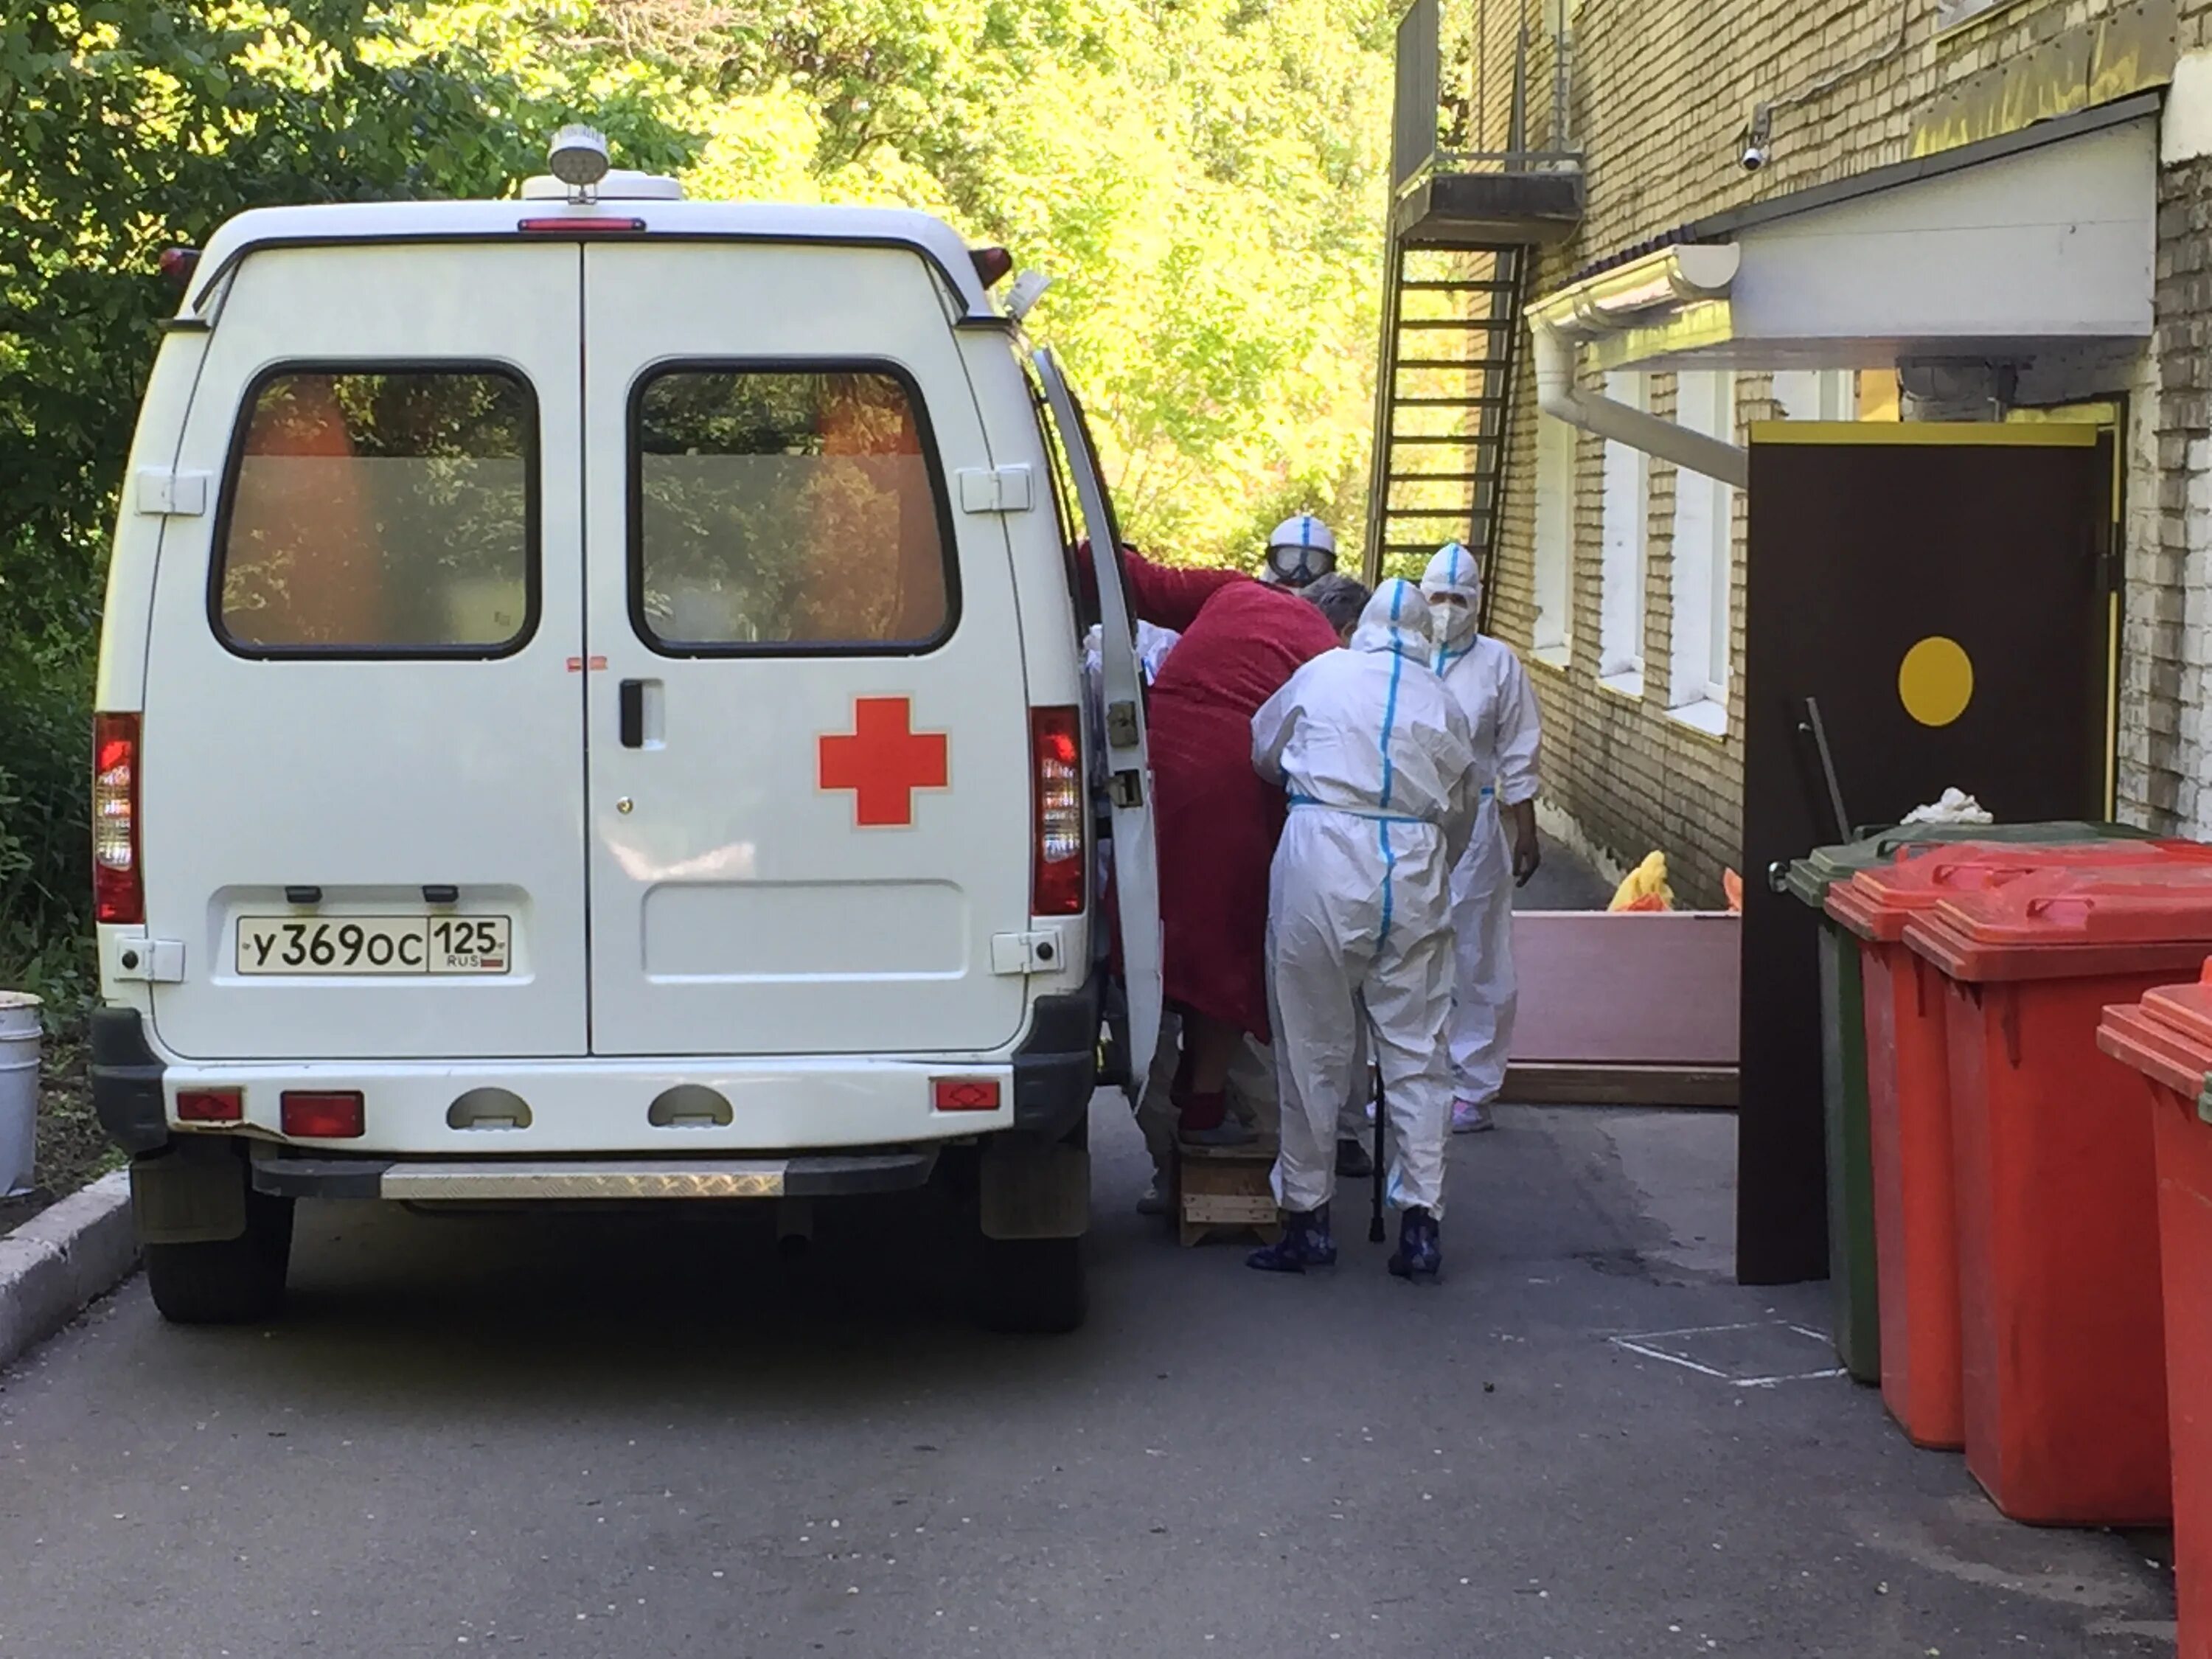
[1610,1318,1851,1389]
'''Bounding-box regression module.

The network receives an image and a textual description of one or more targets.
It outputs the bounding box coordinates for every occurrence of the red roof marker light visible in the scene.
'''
[970,246,1015,289]
[158,248,200,291]
[517,216,648,237]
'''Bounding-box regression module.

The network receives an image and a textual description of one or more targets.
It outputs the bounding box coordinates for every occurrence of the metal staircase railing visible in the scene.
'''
[1363,0,1576,610]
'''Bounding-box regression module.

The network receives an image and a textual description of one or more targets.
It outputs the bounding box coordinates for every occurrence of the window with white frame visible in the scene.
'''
[1531,412,1573,663]
[1936,0,2023,29]
[1770,369,1857,422]
[1597,372,1647,688]
[1667,370,1735,732]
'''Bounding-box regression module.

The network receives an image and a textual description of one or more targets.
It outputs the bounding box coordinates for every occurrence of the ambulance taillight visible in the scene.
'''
[1030,707,1085,917]
[92,713,143,925]
[282,1091,365,1139]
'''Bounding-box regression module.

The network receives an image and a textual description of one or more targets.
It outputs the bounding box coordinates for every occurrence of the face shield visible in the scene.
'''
[1262,514,1338,586]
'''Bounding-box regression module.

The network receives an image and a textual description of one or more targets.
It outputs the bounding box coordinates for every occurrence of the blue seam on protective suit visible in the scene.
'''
[1377,582,1409,947]
[1288,793,1425,825]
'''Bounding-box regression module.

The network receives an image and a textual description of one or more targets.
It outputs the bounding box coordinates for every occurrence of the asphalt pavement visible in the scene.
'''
[0,1104,2175,1658]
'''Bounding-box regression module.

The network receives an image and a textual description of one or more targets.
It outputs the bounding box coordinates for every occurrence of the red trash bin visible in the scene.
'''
[1905,869,2212,1525]
[2098,966,2212,1659]
[1828,839,2212,1451]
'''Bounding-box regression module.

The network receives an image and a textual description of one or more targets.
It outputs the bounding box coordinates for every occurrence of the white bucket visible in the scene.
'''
[0,991,41,1197]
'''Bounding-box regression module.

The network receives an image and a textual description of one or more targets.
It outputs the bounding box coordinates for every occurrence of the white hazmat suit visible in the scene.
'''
[1420,545,1543,1112]
[1088,620,1360,1196]
[1251,580,1479,1224]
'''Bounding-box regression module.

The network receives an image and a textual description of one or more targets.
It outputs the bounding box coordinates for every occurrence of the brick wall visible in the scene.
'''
[1471,0,2192,901]
[2150,151,2212,832]
[2157,2,2212,834]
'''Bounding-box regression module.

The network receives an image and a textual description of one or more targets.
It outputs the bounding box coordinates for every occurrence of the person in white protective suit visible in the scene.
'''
[1246,579,1479,1281]
[1113,577,1382,1217]
[1419,543,1543,1134]
[1259,514,1338,587]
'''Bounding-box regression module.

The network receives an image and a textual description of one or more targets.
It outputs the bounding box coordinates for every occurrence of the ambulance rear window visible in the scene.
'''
[212,367,536,656]
[630,366,955,653]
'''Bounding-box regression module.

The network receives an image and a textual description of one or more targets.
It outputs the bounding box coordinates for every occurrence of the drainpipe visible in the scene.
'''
[1526,243,1748,488]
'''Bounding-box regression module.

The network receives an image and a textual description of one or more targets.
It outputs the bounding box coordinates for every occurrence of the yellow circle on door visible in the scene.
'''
[1899,636,1975,728]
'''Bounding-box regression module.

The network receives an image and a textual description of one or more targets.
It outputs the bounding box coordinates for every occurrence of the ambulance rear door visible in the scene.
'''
[136,242,589,1062]
[1032,349,1161,1097]
[581,240,1035,1057]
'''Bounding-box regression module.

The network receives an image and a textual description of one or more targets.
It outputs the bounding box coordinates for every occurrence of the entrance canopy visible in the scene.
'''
[1547,101,2157,378]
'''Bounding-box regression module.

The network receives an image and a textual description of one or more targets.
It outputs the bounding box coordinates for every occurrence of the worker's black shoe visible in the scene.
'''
[1335,1136,1373,1179]
[1387,1207,1441,1282]
[1247,1205,1338,1273]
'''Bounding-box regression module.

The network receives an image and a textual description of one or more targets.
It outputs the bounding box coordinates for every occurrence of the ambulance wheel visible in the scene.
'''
[978,1235,1088,1335]
[144,1188,295,1325]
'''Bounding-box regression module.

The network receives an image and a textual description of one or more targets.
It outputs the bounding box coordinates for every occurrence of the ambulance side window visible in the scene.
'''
[212,366,536,656]
[631,366,957,653]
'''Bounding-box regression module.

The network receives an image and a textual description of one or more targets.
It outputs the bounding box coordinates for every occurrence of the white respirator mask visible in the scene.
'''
[1428,597,1480,648]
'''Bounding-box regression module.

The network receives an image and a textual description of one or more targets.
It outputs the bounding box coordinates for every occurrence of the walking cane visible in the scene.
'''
[1368,1036,1388,1245]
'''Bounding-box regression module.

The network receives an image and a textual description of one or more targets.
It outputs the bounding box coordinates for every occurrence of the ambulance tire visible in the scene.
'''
[978,1236,1088,1335]
[143,1187,295,1325]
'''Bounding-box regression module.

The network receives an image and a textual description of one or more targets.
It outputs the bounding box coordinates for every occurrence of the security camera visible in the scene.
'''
[1738,105,1772,174]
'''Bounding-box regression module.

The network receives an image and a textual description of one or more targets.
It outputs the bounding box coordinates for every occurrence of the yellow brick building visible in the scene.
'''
[1423,0,2209,905]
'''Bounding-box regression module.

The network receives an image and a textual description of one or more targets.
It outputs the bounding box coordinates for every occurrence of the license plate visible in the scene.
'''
[234,916,512,976]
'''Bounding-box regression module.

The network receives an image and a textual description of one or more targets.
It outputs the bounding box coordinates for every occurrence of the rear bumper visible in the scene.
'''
[91,1006,169,1155]
[251,1148,938,1202]
[91,977,1103,1158]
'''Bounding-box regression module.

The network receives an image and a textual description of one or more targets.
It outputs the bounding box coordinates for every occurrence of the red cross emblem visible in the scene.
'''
[818,697,949,828]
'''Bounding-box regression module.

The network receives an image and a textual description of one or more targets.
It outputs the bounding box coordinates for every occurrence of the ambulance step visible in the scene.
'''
[251,1150,939,1201]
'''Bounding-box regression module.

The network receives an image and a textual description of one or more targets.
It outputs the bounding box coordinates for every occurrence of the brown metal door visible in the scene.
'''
[1739,422,2115,1284]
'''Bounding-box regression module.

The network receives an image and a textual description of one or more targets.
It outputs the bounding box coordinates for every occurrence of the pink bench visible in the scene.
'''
[1504,911,1741,1106]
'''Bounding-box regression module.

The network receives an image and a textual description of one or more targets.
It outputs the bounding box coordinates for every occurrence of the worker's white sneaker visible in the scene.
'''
[1450,1098,1496,1135]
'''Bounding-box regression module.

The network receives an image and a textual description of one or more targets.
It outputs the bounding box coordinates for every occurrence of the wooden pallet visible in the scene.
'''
[1175,1137,1282,1248]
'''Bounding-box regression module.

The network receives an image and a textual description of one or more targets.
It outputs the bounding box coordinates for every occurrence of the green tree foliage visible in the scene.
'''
[1,0,1396,986]
[577,0,1397,560]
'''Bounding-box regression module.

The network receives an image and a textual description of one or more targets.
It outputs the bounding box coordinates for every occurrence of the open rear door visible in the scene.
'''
[1032,349,1161,1100]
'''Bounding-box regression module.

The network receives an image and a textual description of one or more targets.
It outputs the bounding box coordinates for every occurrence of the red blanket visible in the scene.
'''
[1133,563,1340,1040]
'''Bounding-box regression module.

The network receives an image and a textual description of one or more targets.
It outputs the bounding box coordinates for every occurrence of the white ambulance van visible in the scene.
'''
[91,132,1163,1334]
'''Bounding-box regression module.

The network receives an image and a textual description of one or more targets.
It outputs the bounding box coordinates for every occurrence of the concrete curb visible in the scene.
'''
[0,1170,138,1374]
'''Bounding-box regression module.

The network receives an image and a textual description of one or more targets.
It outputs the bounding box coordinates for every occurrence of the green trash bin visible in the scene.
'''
[1779,819,2155,1385]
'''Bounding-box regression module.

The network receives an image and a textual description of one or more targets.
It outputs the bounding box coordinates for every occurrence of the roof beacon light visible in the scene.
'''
[547,125,612,203]
[1005,270,1053,324]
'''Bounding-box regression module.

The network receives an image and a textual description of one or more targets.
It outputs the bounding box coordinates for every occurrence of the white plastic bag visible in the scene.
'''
[1900,787,1993,827]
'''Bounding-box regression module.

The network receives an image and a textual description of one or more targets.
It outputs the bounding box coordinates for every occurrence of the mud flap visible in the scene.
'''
[979,1135,1091,1240]
[131,1139,248,1244]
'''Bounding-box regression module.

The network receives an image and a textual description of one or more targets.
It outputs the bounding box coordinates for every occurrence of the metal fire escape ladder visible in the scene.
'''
[1363,0,1584,612]
[1367,246,1530,592]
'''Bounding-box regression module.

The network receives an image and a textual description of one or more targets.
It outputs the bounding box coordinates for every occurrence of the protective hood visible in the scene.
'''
[1420,542,1482,652]
[1349,577,1433,661]
[1262,514,1338,586]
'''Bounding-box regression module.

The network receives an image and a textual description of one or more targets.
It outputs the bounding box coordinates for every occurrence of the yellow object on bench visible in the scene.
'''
[1609,850,1675,913]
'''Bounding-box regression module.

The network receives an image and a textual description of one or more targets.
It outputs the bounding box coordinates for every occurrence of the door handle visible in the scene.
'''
[619,680,645,748]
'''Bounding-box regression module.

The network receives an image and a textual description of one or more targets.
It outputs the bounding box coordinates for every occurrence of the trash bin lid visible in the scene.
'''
[2096,961,2212,1125]
[1826,838,2212,943]
[1905,863,2212,983]
[1782,821,2154,912]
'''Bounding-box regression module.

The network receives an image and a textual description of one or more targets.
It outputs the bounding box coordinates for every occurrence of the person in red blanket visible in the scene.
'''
[1104,525,1366,1153]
